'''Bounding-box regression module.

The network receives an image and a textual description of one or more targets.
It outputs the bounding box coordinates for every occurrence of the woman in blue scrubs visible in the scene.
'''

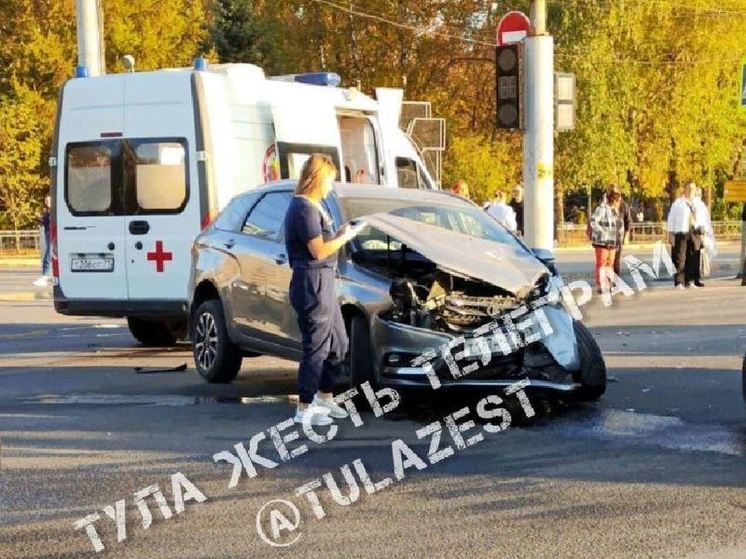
[284,154,358,425]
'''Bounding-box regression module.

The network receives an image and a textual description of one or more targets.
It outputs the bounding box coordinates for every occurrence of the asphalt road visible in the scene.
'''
[0,269,744,559]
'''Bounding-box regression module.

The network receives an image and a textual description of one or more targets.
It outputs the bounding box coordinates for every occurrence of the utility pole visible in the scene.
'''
[75,0,106,76]
[523,0,554,250]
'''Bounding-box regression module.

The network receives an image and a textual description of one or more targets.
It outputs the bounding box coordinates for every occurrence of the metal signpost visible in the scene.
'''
[522,1,554,251]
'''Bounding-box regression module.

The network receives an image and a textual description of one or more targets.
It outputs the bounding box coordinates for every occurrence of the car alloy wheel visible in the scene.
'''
[194,311,218,371]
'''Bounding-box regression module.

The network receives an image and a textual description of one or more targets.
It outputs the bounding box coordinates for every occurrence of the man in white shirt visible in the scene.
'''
[486,191,518,233]
[666,181,697,289]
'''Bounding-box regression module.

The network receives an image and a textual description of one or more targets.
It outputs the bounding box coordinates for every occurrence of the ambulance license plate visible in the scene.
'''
[71,255,114,272]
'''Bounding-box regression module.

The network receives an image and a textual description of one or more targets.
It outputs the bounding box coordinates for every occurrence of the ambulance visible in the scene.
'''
[50,60,441,345]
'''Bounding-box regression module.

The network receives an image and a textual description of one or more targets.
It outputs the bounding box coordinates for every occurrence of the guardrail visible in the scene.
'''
[556,221,743,245]
[0,229,43,255]
[0,222,742,255]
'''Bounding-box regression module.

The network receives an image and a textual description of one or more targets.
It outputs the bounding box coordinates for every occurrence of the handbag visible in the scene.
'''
[700,248,711,277]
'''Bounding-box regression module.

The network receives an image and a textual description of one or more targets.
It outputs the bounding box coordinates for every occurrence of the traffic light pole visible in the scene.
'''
[523,0,554,251]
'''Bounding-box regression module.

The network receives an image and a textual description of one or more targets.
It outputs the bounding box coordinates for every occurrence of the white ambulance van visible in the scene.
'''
[51,61,439,345]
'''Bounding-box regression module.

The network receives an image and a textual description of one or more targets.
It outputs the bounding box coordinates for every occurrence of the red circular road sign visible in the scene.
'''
[496,11,531,46]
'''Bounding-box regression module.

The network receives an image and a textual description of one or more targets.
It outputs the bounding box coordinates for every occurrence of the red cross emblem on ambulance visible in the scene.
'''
[147,241,173,273]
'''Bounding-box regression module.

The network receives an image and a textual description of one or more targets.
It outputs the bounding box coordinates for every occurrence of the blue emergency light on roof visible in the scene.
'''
[75,65,89,78]
[194,57,209,71]
[294,72,342,87]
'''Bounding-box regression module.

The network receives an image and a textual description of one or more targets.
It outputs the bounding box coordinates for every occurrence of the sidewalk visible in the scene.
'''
[554,241,742,284]
[0,256,41,268]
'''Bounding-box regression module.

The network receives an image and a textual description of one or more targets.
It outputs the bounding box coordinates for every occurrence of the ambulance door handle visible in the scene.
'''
[129,220,150,235]
[274,254,287,265]
[224,239,235,249]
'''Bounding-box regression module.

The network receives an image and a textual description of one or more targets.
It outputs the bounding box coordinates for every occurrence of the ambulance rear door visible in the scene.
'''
[271,92,342,179]
[121,73,199,305]
[56,78,128,301]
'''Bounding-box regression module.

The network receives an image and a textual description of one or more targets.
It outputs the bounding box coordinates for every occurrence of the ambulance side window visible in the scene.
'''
[242,192,293,240]
[65,142,118,215]
[395,157,420,189]
[276,143,341,181]
[128,139,188,213]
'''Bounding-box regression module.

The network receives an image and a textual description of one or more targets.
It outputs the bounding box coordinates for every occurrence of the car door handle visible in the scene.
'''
[224,239,236,249]
[274,254,287,265]
[129,220,150,235]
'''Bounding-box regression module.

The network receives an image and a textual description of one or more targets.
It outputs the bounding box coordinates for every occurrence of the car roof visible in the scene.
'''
[233,180,475,208]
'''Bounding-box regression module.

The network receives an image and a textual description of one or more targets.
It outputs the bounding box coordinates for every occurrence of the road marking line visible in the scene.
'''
[0,329,50,339]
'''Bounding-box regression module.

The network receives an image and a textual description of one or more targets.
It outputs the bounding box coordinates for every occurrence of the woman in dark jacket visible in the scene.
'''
[284,154,357,426]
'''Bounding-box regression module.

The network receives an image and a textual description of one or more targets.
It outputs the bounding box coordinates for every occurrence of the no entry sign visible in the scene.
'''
[496,11,530,46]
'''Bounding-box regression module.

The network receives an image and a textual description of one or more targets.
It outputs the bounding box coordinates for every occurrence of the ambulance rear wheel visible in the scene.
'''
[191,300,242,384]
[127,317,177,347]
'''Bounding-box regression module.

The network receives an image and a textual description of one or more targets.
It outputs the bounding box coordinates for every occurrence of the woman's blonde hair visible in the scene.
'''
[295,154,337,196]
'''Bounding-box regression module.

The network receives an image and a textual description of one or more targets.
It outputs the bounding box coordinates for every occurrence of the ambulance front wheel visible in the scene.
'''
[127,316,178,347]
[191,300,242,383]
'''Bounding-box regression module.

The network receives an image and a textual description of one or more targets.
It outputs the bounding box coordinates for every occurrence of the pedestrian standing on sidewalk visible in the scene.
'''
[589,188,623,293]
[485,191,518,232]
[666,182,697,290]
[33,195,52,288]
[509,184,524,236]
[611,185,631,276]
[690,185,712,287]
[284,154,358,426]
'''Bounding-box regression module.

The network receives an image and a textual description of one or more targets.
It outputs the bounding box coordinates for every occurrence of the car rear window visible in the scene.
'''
[214,194,260,232]
[242,192,293,240]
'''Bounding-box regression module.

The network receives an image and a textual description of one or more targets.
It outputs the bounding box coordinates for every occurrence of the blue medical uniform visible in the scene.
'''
[284,196,349,404]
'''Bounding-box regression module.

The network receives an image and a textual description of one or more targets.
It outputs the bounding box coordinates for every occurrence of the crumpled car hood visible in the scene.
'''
[359,213,549,298]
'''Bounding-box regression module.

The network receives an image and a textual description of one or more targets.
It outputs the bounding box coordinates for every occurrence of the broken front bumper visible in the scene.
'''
[370,304,581,392]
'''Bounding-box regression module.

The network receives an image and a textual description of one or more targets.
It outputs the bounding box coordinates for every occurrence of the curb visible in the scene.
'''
[0,291,52,302]
[0,259,41,269]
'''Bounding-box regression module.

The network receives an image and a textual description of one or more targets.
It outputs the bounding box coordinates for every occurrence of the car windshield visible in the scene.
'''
[337,196,524,250]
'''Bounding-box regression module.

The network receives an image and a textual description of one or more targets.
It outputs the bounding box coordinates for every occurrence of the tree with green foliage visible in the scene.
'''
[0,0,211,229]
[206,0,275,68]
[0,88,49,230]
[3,0,746,229]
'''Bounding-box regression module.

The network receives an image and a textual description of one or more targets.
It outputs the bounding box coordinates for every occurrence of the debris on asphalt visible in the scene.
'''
[134,363,188,374]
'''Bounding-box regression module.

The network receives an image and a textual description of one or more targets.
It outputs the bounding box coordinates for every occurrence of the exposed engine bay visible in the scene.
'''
[352,237,541,334]
[384,271,521,333]
[348,217,578,382]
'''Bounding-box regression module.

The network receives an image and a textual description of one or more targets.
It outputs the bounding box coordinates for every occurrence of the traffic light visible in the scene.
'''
[495,44,521,129]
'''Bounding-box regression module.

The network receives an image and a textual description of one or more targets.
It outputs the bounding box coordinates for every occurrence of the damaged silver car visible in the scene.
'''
[188,181,606,400]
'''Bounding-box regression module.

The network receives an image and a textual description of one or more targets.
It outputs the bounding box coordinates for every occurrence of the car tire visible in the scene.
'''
[127,317,177,347]
[191,300,242,384]
[349,314,376,389]
[572,320,607,401]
